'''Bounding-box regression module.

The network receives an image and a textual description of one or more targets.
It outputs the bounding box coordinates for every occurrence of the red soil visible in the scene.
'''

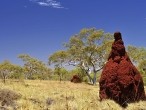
[99,32,146,107]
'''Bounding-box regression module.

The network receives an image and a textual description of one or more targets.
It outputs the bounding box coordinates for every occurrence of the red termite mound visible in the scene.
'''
[99,32,146,107]
[71,75,82,83]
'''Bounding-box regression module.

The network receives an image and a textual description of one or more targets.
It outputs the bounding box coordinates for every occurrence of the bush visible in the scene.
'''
[0,89,21,109]
[139,70,146,85]
[82,76,88,83]
[142,74,146,86]
[46,97,54,106]
[9,72,24,79]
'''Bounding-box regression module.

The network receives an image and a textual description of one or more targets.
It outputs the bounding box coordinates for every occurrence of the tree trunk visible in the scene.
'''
[85,71,93,84]
[2,72,6,83]
[93,72,97,85]
[3,77,6,83]
[59,73,62,82]
[59,76,62,82]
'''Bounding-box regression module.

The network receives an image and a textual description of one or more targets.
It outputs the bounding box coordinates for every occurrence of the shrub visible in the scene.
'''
[0,89,21,109]
[46,98,54,106]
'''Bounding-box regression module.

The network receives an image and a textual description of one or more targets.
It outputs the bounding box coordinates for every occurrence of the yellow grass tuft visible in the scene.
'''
[0,80,146,110]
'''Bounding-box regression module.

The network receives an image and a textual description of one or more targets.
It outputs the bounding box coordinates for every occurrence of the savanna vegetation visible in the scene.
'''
[0,80,146,110]
[0,28,146,109]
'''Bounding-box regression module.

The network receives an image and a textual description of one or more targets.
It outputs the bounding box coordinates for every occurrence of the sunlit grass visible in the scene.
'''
[0,80,146,110]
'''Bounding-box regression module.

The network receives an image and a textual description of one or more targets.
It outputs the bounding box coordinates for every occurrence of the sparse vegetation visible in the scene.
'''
[0,88,21,110]
[0,28,146,109]
[49,28,114,85]
[0,80,145,110]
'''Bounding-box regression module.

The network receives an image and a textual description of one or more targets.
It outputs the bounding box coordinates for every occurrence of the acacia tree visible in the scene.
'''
[0,60,23,83]
[127,46,146,85]
[65,28,113,85]
[54,67,68,81]
[127,45,146,73]
[18,54,51,80]
[9,64,23,79]
[49,28,113,85]
[49,50,68,82]
[138,60,146,74]
[0,61,12,83]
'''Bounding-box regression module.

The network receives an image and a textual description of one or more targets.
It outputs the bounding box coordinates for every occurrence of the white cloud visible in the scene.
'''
[30,0,64,9]
[24,5,28,8]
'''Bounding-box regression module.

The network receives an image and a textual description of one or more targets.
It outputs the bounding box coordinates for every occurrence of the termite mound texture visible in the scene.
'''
[99,32,146,107]
[71,75,82,83]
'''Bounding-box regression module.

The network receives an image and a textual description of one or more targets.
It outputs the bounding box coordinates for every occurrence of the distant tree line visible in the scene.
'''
[0,28,146,85]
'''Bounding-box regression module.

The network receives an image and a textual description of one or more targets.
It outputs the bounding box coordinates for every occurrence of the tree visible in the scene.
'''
[49,50,69,82]
[138,60,146,74]
[0,61,12,83]
[65,28,113,85]
[9,64,24,79]
[54,67,68,81]
[0,60,23,83]
[127,46,146,65]
[127,45,146,73]
[127,46,146,67]
[18,54,51,80]
[49,28,113,85]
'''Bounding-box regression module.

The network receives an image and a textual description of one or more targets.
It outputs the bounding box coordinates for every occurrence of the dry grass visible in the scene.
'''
[0,80,146,110]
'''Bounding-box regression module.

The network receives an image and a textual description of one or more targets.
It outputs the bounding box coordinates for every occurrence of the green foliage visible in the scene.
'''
[138,60,146,74]
[49,51,69,81]
[49,28,113,84]
[127,46,146,85]
[9,65,24,79]
[0,60,24,83]
[53,67,68,81]
[69,68,86,81]
[138,60,146,85]
[127,46,146,65]
[18,54,51,80]
[9,72,24,79]
[64,28,113,84]
[49,50,69,66]
[0,60,12,83]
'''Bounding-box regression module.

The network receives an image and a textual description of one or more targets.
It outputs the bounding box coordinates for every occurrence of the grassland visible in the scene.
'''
[0,80,146,110]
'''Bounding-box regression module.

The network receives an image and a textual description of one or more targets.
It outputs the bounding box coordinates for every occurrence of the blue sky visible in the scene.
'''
[0,0,146,65]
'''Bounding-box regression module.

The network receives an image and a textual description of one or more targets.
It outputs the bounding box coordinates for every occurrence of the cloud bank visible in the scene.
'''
[30,0,64,8]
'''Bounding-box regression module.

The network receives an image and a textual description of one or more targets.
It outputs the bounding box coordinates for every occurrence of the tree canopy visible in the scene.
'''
[49,28,113,84]
[18,54,51,80]
[0,60,23,83]
[127,45,146,75]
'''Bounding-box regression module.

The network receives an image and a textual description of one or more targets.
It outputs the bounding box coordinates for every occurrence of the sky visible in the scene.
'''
[0,0,146,66]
